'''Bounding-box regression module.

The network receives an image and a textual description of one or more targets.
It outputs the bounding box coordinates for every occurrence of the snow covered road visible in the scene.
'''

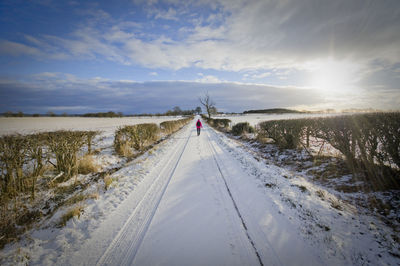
[68,120,320,266]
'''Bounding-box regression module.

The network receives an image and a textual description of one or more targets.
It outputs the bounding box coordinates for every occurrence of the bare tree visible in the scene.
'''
[199,92,216,118]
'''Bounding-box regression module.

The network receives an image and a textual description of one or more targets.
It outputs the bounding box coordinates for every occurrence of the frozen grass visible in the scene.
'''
[78,155,100,174]
[58,205,84,227]
[103,174,114,190]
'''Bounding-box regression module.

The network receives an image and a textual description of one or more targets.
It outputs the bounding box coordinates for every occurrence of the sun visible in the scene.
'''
[308,58,359,94]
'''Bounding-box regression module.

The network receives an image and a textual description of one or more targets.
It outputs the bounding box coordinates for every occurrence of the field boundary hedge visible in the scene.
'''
[202,115,256,136]
[201,115,232,132]
[0,130,100,197]
[114,116,193,157]
[204,112,399,183]
[257,113,400,180]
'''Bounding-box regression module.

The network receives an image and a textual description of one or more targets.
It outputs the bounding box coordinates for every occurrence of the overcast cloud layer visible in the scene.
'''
[1,0,399,113]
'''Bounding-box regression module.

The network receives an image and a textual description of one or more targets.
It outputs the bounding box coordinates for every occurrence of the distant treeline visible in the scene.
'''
[1,111,124,118]
[1,106,202,118]
[243,108,304,114]
[82,111,124,117]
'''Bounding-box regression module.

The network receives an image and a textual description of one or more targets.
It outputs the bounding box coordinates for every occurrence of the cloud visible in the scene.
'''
[153,7,179,21]
[2,0,399,74]
[2,71,399,114]
[0,40,41,56]
[196,73,221,83]
[0,73,327,113]
[0,0,399,106]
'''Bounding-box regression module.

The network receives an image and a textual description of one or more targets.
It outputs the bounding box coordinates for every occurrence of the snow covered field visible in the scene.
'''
[0,116,181,136]
[215,113,345,126]
[1,116,399,265]
[0,116,182,161]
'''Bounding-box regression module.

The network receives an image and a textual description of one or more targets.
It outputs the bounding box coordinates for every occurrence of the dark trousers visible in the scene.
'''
[197,128,201,136]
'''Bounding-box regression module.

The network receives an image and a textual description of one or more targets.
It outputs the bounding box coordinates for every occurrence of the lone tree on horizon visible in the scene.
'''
[195,106,202,115]
[199,92,216,119]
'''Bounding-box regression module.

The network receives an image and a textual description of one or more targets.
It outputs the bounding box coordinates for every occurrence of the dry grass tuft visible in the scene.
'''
[58,205,84,227]
[103,174,113,190]
[296,185,308,193]
[88,192,99,200]
[64,192,99,207]
[316,190,326,200]
[330,198,343,211]
[78,154,100,174]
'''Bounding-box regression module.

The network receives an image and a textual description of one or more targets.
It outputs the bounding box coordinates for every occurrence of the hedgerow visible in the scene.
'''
[114,123,160,155]
[160,116,193,134]
[258,119,313,149]
[114,117,193,157]
[231,122,255,136]
[0,130,100,248]
[201,115,231,131]
[257,112,400,181]
[0,130,100,197]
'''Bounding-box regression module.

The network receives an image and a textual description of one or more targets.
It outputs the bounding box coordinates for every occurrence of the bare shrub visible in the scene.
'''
[114,126,131,156]
[160,121,178,134]
[0,134,28,195]
[84,131,100,154]
[373,113,400,169]
[26,133,48,199]
[213,119,231,130]
[132,123,160,150]
[114,123,160,156]
[258,119,308,149]
[46,131,87,182]
[231,122,254,136]
[202,117,232,132]
[314,116,358,171]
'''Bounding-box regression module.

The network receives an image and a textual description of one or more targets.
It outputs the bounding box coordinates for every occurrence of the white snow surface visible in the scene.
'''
[0,116,181,136]
[1,117,399,265]
[214,113,346,126]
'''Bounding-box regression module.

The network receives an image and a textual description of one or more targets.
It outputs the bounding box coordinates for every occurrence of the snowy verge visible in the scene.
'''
[207,128,400,265]
[0,122,193,265]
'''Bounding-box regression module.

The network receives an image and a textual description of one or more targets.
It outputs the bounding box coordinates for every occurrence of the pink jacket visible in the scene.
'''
[196,119,202,128]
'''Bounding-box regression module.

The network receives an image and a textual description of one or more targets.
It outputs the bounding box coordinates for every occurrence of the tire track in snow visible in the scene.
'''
[205,128,265,266]
[96,124,192,266]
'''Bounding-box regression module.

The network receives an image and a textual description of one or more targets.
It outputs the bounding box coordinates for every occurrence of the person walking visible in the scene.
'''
[196,119,203,136]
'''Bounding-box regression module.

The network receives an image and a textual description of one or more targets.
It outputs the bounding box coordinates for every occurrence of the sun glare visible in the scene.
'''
[308,59,359,94]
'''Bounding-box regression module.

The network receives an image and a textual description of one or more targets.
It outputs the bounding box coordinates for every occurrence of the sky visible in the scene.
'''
[0,0,399,114]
